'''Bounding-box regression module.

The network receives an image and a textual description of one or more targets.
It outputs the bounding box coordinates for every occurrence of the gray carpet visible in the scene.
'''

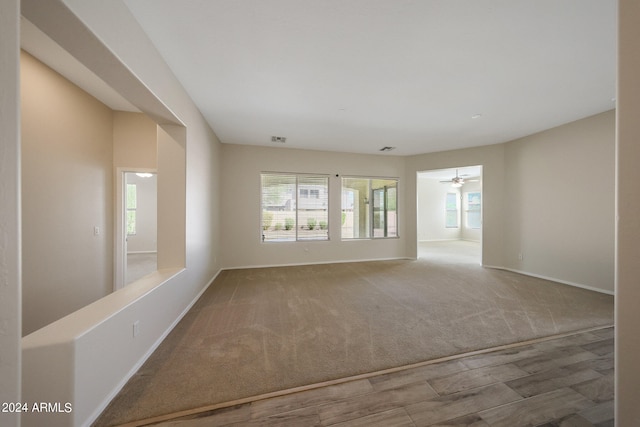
[95,255,613,426]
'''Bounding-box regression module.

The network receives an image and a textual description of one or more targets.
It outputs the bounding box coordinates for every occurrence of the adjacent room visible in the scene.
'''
[5,1,640,427]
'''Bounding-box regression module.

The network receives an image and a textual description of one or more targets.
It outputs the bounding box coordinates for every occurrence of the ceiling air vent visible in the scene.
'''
[271,136,287,143]
[379,146,396,152]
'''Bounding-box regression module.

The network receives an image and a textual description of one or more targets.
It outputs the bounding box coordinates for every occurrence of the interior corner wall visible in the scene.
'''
[20,50,114,335]
[616,0,640,423]
[406,143,505,266]
[220,144,407,268]
[503,110,615,292]
[0,0,21,425]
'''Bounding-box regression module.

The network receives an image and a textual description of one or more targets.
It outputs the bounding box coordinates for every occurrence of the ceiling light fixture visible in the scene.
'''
[379,146,396,152]
[471,114,482,119]
[271,136,287,143]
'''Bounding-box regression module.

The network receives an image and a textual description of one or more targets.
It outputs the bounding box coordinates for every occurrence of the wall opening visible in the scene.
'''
[416,165,483,265]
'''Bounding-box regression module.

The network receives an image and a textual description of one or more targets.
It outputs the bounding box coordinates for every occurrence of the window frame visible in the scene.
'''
[341,176,399,240]
[260,172,330,243]
[445,192,459,229]
[464,191,482,229]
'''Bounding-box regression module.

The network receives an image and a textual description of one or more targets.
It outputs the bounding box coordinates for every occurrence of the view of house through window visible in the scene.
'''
[341,177,398,239]
[261,173,329,242]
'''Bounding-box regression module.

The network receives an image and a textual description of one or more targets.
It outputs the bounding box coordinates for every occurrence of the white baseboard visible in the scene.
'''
[418,239,481,243]
[127,250,158,255]
[223,257,412,271]
[485,265,614,296]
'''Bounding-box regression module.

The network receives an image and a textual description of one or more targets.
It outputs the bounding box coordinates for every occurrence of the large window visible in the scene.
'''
[341,177,398,239]
[445,192,459,228]
[261,173,329,242]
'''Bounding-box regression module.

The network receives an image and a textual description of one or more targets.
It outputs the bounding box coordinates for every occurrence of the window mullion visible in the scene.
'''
[295,175,299,241]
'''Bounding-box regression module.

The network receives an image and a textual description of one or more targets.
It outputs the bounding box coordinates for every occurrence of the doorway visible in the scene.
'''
[416,166,483,265]
[115,170,158,289]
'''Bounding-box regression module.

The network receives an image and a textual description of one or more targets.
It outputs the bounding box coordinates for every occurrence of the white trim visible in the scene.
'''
[418,238,478,243]
[486,266,615,296]
[126,250,158,255]
[86,268,222,427]
[223,257,412,271]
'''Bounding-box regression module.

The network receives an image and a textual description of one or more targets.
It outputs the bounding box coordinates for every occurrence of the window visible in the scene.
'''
[341,177,398,239]
[465,192,482,229]
[126,183,137,235]
[445,192,459,228]
[261,173,329,242]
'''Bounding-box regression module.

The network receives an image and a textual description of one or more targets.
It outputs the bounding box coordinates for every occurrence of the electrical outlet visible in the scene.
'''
[94,226,100,236]
[518,253,523,261]
[133,321,140,338]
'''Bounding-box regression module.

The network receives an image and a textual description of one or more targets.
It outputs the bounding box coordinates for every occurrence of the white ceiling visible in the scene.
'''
[26,1,616,156]
[120,0,615,156]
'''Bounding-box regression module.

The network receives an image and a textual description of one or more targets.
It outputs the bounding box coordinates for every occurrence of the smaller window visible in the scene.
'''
[126,183,137,235]
[300,189,309,198]
[465,192,482,229]
[445,192,459,228]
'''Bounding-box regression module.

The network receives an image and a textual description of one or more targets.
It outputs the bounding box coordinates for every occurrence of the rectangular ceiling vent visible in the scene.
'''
[271,136,287,143]
[379,146,396,152]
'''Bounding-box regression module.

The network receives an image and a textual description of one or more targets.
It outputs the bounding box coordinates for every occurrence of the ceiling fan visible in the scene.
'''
[439,169,479,188]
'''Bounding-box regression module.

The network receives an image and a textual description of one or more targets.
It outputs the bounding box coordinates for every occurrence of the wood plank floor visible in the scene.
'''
[138,327,614,427]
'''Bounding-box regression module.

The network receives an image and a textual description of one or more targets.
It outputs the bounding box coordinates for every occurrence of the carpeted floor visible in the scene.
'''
[95,249,613,426]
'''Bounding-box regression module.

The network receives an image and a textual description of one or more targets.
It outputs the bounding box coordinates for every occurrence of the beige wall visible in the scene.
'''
[616,0,640,423]
[221,144,407,268]
[407,143,506,267]
[0,1,21,425]
[503,111,615,292]
[21,51,114,335]
[113,111,157,170]
[407,112,615,293]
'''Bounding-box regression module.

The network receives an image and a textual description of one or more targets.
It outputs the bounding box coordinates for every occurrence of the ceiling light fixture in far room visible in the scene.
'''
[271,136,286,143]
[379,146,396,152]
[471,114,482,119]
[135,173,153,178]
